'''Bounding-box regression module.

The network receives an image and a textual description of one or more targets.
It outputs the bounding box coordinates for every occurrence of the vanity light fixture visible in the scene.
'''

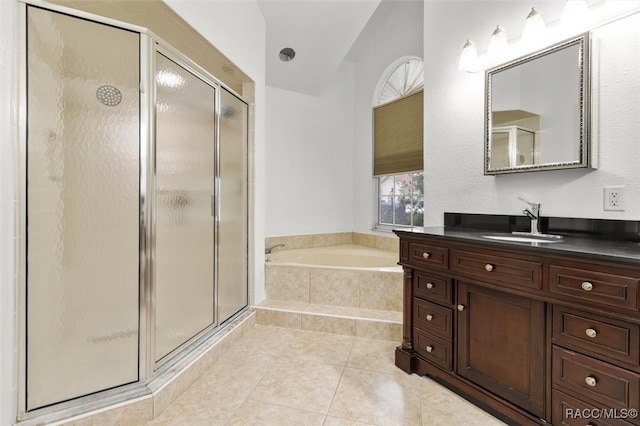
[522,7,547,48]
[279,47,296,62]
[458,2,594,74]
[488,25,509,61]
[458,39,478,72]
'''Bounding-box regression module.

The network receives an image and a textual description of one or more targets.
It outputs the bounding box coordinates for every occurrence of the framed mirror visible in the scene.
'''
[485,33,591,175]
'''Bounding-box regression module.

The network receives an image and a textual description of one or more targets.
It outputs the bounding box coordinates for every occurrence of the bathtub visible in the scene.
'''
[267,244,400,271]
[264,244,402,311]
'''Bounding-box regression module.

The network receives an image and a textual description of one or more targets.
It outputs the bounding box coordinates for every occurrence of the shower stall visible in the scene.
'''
[19,2,249,418]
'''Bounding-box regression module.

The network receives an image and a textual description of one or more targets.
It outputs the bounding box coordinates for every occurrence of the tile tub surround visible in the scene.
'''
[259,242,403,341]
[145,325,507,425]
[266,231,400,253]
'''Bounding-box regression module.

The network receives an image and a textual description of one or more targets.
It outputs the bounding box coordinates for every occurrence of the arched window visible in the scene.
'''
[375,56,424,106]
[374,57,424,229]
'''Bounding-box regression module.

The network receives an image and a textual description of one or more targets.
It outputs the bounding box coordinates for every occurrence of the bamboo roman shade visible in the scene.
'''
[373,89,424,176]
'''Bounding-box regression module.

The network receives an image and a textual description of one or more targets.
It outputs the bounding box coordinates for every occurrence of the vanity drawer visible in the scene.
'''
[552,389,634,426]
[549,264,640,311]
[414,273,452,304]
[450,249,542,290]
[414,328,452,371]
[409,242,449,270]
[414,298,453,339]
[553,306,640,366]
[552,346,640,416]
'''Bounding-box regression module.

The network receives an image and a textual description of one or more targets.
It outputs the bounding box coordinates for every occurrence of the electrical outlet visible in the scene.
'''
[604,186,625,211]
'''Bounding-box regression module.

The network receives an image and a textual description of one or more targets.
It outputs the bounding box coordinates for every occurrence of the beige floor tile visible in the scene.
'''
[248,357,343,414]
[189,348,277,399]
[346,337,399,374]
[323,416,377,425]
[148,388,243,425]
[328,367,422,426]
[232,325,297,356]
[286,329,355,365]
[419,378,507,426]
[226,399,325,425]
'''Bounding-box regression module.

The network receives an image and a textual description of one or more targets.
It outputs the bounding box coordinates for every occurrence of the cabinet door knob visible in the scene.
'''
[484,263,494,272]
[585,376,597,387]
[585,328,597,338]
[457,304,465,311]
[581,281,593,292]
[423,252,430,259]
[426,345,433,353]
[426,282,434,289]
[426,314,433,321]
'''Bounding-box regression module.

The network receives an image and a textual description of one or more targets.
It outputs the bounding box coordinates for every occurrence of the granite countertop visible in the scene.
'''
[395,226,640,265]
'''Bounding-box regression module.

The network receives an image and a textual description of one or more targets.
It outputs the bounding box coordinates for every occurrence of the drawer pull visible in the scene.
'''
[585,376,597,387]
[581,281,594,292]
[585,328,597,338]
[426,314,433,321]
[457,304,465,312]
[422,252,430,259]
[426,345,433,353]
[484,263,494,272]
[426,282,434,290]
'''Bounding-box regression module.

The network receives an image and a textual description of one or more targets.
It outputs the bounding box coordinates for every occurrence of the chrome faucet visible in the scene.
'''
[265,243,285,254]
[518,197,541,235]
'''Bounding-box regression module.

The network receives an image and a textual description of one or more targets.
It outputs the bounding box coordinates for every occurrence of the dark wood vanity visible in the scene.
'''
[395,228,640,426]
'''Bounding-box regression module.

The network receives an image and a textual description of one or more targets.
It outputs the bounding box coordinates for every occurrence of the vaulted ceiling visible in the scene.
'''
[257,0,381,96]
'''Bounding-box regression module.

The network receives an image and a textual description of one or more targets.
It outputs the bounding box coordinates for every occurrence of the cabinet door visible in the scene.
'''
[457,281,546,418]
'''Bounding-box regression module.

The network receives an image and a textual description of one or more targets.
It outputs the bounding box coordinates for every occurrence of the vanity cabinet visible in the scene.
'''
[395,231,640,426]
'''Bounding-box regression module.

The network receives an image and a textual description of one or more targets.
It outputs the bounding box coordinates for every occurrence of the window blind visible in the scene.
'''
[373,90,424,176]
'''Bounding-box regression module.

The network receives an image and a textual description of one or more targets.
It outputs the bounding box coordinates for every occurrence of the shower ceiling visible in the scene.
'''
[257,0,381,96]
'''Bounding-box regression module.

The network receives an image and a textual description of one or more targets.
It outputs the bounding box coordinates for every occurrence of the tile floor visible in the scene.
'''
[147,325,506,425]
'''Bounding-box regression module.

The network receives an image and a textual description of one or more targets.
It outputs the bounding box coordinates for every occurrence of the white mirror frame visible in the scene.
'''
[484,32,591,175]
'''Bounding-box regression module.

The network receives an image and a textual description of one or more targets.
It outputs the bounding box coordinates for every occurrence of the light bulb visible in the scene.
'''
[522,8,547,49]
[488,25,509,62]
[458,39,478,72]
[561,1,590,34]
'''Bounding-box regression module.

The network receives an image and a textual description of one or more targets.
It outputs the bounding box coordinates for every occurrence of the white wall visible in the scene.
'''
[164,0,268,302]
[0,0,17,423]
[424,1,640,226]
[349,0,424,234]
[265,61,355,236]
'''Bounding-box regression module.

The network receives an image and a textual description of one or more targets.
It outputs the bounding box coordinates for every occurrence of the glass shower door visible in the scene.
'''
[26,6,140,410]
[218,88,249,323]
[155,53,216,361]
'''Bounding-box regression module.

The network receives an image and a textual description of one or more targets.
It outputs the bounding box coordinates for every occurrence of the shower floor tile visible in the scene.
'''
[147,325,507,426]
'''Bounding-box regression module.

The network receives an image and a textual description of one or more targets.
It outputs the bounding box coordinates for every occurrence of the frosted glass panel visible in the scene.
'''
[218,88,249,323]
[155,53,216,361]
[26,6,140,409]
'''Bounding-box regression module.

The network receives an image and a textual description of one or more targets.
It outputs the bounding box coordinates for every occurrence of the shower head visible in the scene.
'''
[96,85,122,106]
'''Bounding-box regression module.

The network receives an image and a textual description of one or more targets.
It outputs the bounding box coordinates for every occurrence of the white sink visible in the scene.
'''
[483,235,563,244]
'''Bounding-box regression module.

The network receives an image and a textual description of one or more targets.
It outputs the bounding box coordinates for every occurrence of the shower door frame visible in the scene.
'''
[16,1,250,421]
[151,41,222,368]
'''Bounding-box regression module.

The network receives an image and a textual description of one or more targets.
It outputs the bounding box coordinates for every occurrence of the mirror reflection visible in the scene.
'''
[485,33,591,174]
